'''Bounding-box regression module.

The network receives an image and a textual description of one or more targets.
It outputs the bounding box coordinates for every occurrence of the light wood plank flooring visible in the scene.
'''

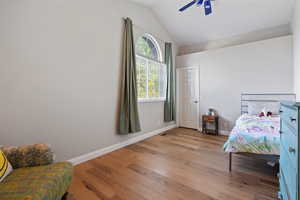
[67,128,278,200]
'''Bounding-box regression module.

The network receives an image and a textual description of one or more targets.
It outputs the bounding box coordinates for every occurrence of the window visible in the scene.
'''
[136,34,167,102]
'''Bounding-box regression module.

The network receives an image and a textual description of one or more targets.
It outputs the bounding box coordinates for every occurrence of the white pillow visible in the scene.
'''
[247,102,280,115]
[265,102,280,115]
[248,102,263,115]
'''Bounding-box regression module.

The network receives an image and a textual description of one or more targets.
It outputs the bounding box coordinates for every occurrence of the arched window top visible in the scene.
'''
[136,34,162,62]
[135,34,166,101]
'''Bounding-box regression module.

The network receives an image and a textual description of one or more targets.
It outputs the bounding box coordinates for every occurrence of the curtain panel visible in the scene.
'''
[164,42,176,122]
[119,18,141,135]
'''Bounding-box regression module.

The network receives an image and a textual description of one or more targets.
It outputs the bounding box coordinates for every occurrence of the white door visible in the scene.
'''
[178,67,200,129]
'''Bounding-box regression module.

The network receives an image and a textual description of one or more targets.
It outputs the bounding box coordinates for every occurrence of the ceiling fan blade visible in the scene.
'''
[179,1,196,12]
[204,0,212,15]
[197,0,204,6]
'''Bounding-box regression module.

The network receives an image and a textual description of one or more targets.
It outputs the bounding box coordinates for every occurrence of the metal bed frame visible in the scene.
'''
[229,93,296,172]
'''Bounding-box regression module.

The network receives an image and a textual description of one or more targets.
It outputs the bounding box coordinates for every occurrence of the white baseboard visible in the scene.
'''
[219,130,230,136]
[199,128,230,136]
[68,124,177,166]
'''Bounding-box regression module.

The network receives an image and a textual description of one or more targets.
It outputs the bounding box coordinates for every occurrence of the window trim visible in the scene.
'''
[136,53,165,65]
[136,54,167,103]
[138,97,166,103]
[136,33,163,62]
[136,34,166,103]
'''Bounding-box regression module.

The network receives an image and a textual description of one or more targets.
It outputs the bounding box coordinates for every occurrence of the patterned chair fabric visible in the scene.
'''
[0,144,73,200]
[0,162,73,200]
[2,144,54,169]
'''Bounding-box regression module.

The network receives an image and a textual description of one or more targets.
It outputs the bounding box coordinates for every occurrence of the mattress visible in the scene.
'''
[223,114,280,155]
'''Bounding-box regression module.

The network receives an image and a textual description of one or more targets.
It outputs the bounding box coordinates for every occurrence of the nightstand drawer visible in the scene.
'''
[281,121,298,171]
[203,116,216,122]
[202,115,219,135]
[281,105,298,134]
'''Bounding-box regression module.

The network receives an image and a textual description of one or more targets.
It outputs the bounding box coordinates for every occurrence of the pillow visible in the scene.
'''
[265,102,280,115]
[248,102,264,115]
[2,144,54,169]
[248,102,280,116]
[0,150,12,182]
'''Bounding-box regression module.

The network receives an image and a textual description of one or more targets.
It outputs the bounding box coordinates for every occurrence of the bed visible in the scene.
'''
[223,93,296,172]
[223,114,280,155]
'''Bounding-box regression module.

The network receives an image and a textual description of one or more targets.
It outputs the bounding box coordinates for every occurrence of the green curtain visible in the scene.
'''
[119,18,141,135]
[164,42,176,122]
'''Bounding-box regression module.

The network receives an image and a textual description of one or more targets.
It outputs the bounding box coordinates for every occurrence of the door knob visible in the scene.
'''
[194,101,199,103]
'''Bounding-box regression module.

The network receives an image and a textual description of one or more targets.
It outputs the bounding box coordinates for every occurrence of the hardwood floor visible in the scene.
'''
[67,128,279,200]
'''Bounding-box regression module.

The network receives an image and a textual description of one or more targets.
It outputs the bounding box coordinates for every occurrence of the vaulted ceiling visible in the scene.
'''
[129,0,295,46]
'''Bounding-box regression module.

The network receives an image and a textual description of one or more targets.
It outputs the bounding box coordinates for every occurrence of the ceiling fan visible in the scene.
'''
[179,0,213,16]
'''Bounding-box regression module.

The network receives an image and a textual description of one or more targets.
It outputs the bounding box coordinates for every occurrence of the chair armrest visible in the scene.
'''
[1,144,54,169]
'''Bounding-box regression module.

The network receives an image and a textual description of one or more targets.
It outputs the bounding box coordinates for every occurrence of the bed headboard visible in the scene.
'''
[241,93,296,115]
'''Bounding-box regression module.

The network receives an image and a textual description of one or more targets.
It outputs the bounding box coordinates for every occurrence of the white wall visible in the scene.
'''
[293,0,300,100]
[0,0,176,160]
[177,36,293,133]
[178,24,291,55]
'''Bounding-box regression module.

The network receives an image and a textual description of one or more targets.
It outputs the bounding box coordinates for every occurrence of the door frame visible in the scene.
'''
[176,66,200,131]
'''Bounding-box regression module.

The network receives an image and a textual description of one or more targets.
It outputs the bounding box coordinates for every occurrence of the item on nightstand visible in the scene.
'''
[208,108,217,116]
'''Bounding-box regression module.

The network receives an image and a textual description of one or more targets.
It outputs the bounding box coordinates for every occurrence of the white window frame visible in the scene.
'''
[136,34,166,103]
[136,55,167,103]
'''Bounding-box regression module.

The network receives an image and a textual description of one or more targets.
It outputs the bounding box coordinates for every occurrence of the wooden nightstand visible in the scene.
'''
[202,115,219,135]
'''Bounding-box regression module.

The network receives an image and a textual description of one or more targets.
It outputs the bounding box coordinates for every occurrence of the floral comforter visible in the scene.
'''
[223,114,280,155]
